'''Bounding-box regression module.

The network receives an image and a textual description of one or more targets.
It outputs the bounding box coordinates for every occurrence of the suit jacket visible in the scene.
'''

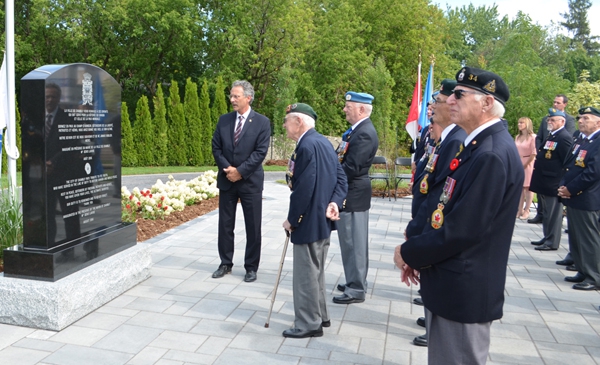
[413,126,430,164]
[340,118,379,212]
[530,127,573,196]
[561,132,600,211]
[287,129,348,245]
[401,122,523,323]
[407,125,467,236]
[212,109,271,193]
[536,114,576,149]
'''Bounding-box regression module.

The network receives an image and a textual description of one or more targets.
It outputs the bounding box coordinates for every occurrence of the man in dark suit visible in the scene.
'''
[211,80,271,282]
[333,91,379,305]
[45,83,82,245]
[395,67,523,364]
[529,94,576,224]
[405,79,467,348]
[559,106,600,290]
[529,109,573,251]
[281,103,347,339]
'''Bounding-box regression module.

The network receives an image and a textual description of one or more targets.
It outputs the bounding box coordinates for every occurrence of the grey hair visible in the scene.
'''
[288,112,315,129]
[473,93,505,118]
[363,103,373,117]
[232,80,254,104]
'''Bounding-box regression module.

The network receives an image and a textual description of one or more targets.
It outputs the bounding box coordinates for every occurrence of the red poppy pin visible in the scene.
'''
[450,158,460,171]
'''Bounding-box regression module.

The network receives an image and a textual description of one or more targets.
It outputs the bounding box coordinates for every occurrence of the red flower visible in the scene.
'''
[129,195,134,200]
[126,204,131,209]
[137,202,141,206]
[163,206,168,211]
[450,158,459,171]
[149,194,153,198]
[158,203,162,208]
[161,196,165,201]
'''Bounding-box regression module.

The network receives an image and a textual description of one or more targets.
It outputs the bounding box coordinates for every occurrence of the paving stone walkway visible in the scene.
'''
[1,179,599,364]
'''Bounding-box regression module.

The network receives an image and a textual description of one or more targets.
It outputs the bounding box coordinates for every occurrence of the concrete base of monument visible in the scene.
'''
[0,242,151,331]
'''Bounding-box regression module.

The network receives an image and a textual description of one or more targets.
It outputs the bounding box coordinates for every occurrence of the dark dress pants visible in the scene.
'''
[217,184,263,271]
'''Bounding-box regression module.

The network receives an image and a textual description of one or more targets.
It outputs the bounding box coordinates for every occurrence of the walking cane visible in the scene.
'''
[265,229,291,328]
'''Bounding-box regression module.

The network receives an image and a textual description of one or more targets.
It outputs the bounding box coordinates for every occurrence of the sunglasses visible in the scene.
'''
[452,89,483,100]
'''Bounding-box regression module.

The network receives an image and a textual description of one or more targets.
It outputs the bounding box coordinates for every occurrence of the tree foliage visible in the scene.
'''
[133,96,154,166]
[121,101,137,167]
[184,78,203,166]
[199,79,214,165]
[153,84,168,166]
[167,81,187,166]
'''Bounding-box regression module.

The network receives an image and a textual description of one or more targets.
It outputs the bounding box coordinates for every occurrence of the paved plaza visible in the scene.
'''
[1,175,599,364]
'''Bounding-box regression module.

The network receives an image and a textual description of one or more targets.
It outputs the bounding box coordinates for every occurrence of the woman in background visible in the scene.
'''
[515,117,536,219]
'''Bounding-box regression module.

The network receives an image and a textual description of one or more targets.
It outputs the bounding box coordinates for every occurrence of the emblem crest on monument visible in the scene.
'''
[82,72,93,105]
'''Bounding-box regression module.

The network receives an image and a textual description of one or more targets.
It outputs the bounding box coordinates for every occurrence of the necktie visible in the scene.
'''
[234,115,243,146]
[342,127,353,141]
[45,114,53,138]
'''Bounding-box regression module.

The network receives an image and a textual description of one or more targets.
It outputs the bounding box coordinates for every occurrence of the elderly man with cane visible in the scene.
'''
[280,103,347,338]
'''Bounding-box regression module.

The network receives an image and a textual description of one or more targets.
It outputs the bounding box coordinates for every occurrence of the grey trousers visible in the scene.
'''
[292,238,330,331]
[425,308,491,365]
[567,207,600,286]
[541,194,563,249]
[338,210,369,299]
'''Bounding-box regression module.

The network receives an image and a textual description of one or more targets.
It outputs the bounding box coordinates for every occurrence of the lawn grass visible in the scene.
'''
[122,165,287,175]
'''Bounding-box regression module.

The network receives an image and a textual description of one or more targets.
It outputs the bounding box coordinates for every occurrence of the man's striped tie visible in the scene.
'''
[234,115,243,146]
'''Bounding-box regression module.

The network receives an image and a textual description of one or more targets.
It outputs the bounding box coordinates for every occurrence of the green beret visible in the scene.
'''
[439,79,457,97]
[455,67,509,106]
[286,103,318,121]
[578,106,600,117]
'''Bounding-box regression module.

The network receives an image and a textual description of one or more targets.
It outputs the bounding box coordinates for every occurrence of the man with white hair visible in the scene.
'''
[559,107,600,290]
[394,67,523,364]
[334,91,379,305]
[529,108,573,251]
[282,103,347,338]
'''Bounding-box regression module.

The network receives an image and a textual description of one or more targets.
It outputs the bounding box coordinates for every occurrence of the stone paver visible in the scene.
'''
[2,177,600,364]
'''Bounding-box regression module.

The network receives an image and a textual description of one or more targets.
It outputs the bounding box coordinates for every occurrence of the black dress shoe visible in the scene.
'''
[336,284,346,292]
[535,245,557,251]
[322,320,331,328]
[413,297,424,306]
[332,294,365,304]
[564,273,585,283]
[530,239,545,246]
[572,282,599,291]
[556,258,574,266]
[564,229,569,233]
[244,271,257,282]
[416,317,425,328]
[566,265,578,272]
[413,334,428,346]
[527,216,543,224]
[212,265,232,278]
[282,327,323,338]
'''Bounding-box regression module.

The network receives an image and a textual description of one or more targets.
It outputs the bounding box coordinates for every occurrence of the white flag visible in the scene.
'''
[0,53,8,131]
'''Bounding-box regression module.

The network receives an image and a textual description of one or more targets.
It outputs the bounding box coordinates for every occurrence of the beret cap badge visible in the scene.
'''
[483,80,496,93]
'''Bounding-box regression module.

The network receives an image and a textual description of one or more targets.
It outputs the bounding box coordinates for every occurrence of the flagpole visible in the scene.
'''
[6,0,16,197]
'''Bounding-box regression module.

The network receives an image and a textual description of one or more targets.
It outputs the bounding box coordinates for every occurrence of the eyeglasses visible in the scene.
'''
[229,94,244,100]
[452,89,483,100]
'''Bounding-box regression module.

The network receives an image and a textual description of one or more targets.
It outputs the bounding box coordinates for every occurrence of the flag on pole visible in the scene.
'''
[0,53,9,170]
[405,60,421,141]
[418,63,434,130]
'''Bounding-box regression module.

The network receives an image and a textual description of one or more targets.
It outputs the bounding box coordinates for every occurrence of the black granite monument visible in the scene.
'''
[3,64,136,281]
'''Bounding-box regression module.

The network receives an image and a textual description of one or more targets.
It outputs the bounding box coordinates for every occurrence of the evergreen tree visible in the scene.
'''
[211,76,228,133]
[133,95,154,166]
[153,84,168,166]
[167,81,188,166]
[199,79,214,165]
[121,101,137,167]
[184,78,203,166]
[561,0,600,54]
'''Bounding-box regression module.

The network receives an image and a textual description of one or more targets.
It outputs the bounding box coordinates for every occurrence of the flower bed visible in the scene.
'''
[121,170,219,222]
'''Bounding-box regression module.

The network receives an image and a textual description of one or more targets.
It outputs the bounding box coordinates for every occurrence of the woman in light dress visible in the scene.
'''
[515,117,537,219]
